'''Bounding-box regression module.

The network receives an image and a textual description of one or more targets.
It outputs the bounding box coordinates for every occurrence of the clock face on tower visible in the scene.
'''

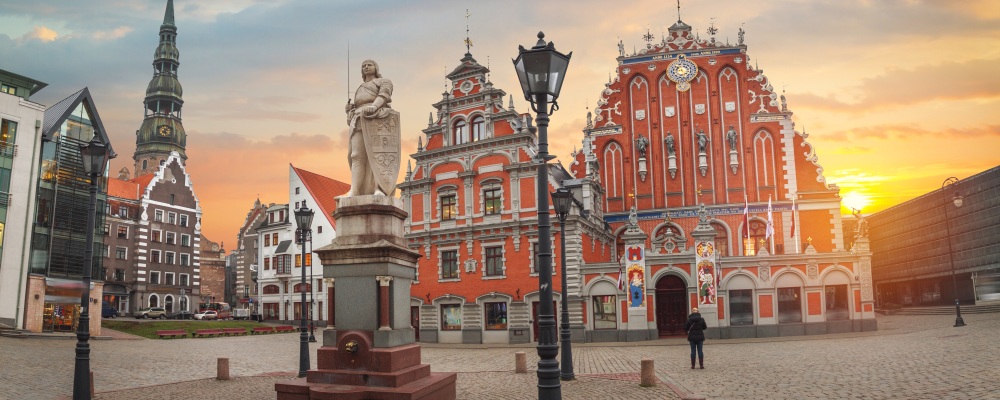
[158,125,172,137]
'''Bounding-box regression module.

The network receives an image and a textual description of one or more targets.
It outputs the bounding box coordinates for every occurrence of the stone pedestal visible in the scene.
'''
[276,195,456,400]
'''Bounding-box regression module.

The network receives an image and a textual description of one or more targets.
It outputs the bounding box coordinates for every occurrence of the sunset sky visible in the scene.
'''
[3,0,998,245]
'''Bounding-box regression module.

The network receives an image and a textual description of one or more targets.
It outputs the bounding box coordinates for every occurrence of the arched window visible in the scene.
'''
[743,220,770,256]
[453,119,468,145]
[149,294,159,308]
[164,295,174,313]
[471,116,485,142]
[711,223,729,257]
[263,285,280,294]
[293,283,313,293]
[602,142,624,207]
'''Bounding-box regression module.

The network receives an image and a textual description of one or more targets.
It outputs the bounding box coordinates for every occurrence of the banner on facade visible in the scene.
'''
[625,244,645,307]
[695,241,717,305]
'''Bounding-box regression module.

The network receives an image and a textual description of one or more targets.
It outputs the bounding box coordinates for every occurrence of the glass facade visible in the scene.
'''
[29,100,108,279]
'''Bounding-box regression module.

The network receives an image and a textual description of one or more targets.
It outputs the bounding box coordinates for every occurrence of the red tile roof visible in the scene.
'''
[132,174,156,191]
[292,165,350,229]
[107,178,140,200]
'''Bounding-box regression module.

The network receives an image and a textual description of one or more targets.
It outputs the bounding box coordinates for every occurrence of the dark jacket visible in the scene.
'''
[684,312,708,343]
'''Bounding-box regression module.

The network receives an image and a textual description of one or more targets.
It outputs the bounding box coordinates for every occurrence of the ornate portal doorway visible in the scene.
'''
[655,274,688,337]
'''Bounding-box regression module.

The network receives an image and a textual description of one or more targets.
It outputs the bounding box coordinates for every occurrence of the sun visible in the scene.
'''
[841,192,871,212]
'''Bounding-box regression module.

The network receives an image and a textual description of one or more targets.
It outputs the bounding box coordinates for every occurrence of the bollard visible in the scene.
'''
[217,357,230,380]
[515,351,527,373]
[640,358,656,387]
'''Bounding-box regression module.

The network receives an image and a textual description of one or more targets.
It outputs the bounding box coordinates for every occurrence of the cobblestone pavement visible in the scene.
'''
[2,313,997,400]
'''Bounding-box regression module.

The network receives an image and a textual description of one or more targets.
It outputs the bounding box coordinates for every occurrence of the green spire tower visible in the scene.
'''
[134,0,186,176]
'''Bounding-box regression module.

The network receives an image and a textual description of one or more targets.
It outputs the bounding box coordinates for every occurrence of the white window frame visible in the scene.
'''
[179,273,190,287]
[165,272,175,286]
[167,211,177,225]
[150,271,161,285]
[180,253,190,266]
[179,214,188,227]
[115,246,127,260]
[151,229,162,243]
[151,250,161,264]
[165,231,176,245]
[437,245,461,282]
[154,210,164,222]
[481,242,506,279]
[165,251,176,265]
[181,233,191,247]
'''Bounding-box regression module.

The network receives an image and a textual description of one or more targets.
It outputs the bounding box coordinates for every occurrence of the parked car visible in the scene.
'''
[102,302,119,319]
[167,311,195,320]
[194,310,218,320]
[135,307,167,319]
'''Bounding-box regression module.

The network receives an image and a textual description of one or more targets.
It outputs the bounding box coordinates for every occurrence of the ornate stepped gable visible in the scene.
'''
[571,18,833,219]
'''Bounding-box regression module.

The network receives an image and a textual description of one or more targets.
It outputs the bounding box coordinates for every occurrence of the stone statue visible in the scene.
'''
[635,134,649,158]
[665,133,676,156]
[628,205,638,228]
[618,39,625,57]
[853,208,869,238]
[341,59,400,198]
[738,27,745,45]
[726,125,738,150]
[697,129,708,153]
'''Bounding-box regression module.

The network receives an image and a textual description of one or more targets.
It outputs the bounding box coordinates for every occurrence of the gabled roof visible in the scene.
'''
[41,87,117,159]
[291,165,350,229]
[107,178,141,200]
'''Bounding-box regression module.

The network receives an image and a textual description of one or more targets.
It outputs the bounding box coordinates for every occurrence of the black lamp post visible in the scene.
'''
[75,135,109,400]
[308,252,316,342]
[551,188,575,381]
[941,177,966,327]
[294,201,315,377]
[513,31,571,400]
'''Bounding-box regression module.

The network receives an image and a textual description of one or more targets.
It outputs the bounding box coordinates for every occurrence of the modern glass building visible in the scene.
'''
[868,166,1000,306]
[24,88,116,332]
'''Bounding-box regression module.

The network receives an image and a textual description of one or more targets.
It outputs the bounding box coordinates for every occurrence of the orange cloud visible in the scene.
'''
[93,26,133,40]
[23,26,59,42]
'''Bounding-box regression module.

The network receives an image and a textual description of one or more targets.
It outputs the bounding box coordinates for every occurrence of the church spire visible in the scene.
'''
[134,0,187,176]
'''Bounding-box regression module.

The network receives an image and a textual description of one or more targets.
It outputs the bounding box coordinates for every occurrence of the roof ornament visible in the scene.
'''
[643,28,654,49]
[417,136,424,152]
[463,9,473,56]
[707,18,718,44]
[617,37,624,57]
[428,111,433,126]
[508,94,514,111]
[676,0,682,22]
[738,24,746,45]
[405,160,412,181]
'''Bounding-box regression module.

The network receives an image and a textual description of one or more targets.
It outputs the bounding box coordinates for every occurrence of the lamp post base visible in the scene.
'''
[954,300,966,327]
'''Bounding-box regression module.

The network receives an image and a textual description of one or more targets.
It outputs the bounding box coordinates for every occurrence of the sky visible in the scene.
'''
[2,0,999,246]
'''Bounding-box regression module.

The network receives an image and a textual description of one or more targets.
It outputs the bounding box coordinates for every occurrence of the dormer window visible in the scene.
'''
[453,119,468,145]
[471,115,485,142]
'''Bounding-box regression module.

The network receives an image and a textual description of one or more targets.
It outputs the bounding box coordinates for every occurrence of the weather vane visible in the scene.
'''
[464,9,473,54]
[643,28,654,48]
[707,18,718,36]
[676,0,682,21]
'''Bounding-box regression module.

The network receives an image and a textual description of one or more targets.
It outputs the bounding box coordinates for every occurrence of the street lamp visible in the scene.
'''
[294,201,315,377]
[75,135,109,400]
[551,188,575,381]
[513,31,571,400]
[941,177,966,328]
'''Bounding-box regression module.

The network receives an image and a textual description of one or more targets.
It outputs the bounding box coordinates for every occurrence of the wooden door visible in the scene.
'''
[655,275,688,337]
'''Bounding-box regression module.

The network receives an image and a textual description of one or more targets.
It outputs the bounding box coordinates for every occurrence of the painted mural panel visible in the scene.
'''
[625,244,646,307]
[696,240,717,305]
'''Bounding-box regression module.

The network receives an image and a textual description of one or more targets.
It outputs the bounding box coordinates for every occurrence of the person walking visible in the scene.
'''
[685,307,708,369]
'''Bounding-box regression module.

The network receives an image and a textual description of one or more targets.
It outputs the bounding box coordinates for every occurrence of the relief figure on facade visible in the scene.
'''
[697,129,708,153]
[666,133,676,156]
[726,125,738,150]
[341,59,400,198]
[635,134,649,158]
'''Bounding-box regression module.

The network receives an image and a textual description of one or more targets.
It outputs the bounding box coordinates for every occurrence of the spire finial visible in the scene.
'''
[163,0,175,26]
[463,9,473,55]
[677,0,682,22]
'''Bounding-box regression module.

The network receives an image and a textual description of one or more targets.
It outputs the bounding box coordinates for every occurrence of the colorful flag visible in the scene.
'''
[616,255,626,291]
[766,196,775,240]
[742,195,750,239]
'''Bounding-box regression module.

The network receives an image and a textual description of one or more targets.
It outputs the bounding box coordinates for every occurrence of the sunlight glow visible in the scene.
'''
[841,192,871,212]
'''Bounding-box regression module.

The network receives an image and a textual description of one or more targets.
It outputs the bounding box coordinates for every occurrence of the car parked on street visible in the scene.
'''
[135,307,167,319]
[193,310,218,320]
[167,311,195,320]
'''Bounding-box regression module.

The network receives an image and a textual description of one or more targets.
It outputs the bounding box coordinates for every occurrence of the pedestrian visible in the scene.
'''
[685,307,708,369]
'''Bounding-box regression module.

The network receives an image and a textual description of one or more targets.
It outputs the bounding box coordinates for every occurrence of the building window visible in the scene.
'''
[151,230,162,242]
[165,232,176,245]
[181,234,190,246]
[167,212,176,224]
[179,274,189,286]
[264,258,271,270]
[150,272,160,285]
[295,254,312,267]
[531,242,541,274]
[485,246,503,277]
[180,254,189,266]
[165,272,175,285]
[263,284,280,294]
[117,206,129,218]
[317,226,323,234]
[264,234,271,247]
[743,220,770,256]
[179,215,188,227]
[441,250,458,279]
[471,115,485,142]
[295,187,300,194]
[592,295,617,330]
[0,84,15,95]
[115,247,127,260]
[484,302,507,330]
[117,226,128,239]
[151,250,161,263]
[825,285,849,321]
[114,269,125,282]
[483,188,501,215]
[102,245,110,258]
[272,233,278,244]
[711,223,729,257]
[777,287,802,323]
[165,252,175,265]
[441,195,457,220]
[729,289,754,326]
[104,223,111,236]
[154,210,164,222]
[453,119,468,145]
[169,194,175,205]
[440,304,461,330]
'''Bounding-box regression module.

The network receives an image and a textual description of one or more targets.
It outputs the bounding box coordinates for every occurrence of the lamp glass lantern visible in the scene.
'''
[551,188,573,217]
[295,202,314,231]
[79,136,109,176]
[513,32,572,108]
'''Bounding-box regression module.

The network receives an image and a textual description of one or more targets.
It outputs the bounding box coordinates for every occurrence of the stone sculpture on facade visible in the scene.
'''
[341,59,400,198]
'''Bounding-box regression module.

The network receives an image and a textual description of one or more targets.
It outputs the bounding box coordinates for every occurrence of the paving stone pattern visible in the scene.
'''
[1,313,997,399]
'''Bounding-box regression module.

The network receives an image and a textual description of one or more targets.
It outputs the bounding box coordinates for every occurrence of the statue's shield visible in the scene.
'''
[360,110,401,194]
